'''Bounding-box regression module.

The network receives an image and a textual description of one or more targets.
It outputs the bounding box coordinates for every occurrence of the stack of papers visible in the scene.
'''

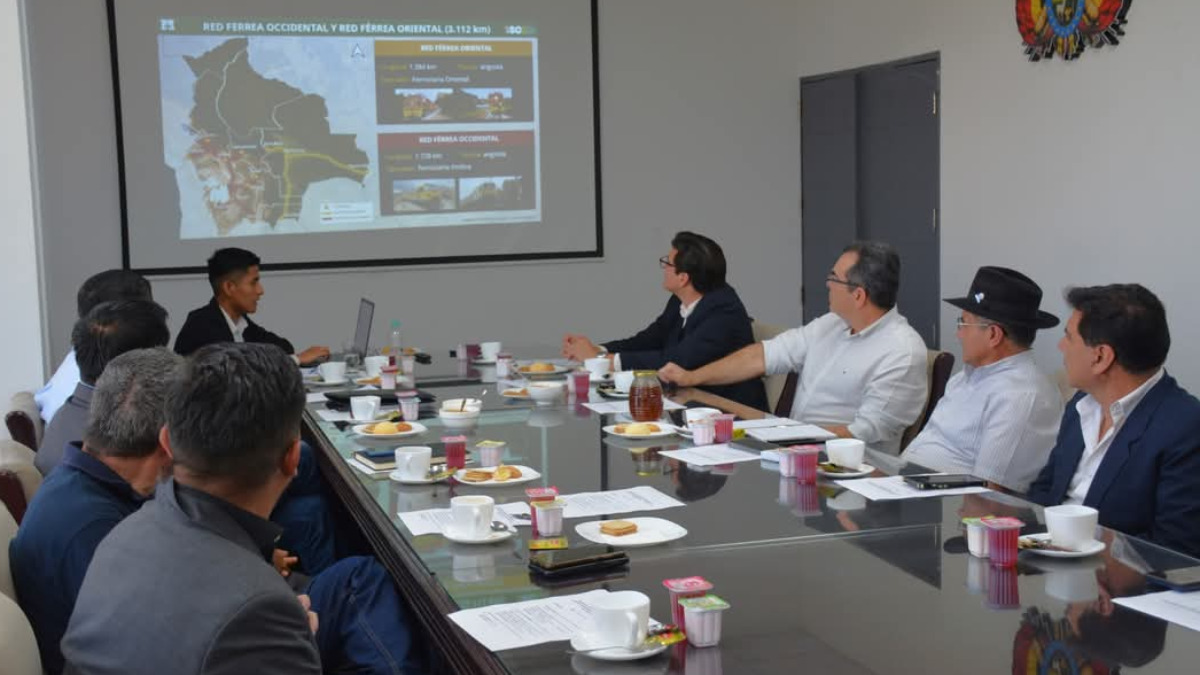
[1115,591,1200,633]
[836,475,991,501]
[581,400,685,415]
[450,590,663,651]
[746,424,836,443]
[658,444,762,467]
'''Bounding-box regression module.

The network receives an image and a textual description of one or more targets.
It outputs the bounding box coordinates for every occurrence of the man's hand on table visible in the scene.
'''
[298,346,331,366]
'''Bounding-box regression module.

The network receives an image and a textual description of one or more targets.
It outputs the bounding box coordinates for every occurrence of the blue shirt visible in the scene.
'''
[8,443,144,674]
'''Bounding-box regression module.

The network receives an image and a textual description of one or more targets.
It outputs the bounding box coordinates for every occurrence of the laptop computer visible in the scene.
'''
[352,298,375,357]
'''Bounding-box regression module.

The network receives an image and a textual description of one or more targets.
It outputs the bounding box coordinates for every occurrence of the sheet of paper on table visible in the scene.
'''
[581,399,685,415]
[449,589,663,651]
[1115,591,1200,633]
[732,418,804,430]
[397,503,526,536]
[471,486,685,526]
[746,424,837,443]
[658,444,762,467]
[836,475,992,501]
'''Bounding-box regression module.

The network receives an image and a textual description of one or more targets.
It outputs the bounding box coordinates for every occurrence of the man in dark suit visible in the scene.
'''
[562,231,767,409]
[174,247,330,364]
[1026,284,1200,558]
[61,344,422,675]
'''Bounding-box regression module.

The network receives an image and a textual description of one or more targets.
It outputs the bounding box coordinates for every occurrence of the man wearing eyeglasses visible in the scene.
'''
[659,241,927,453]
[561,231,767,409]
[902,267,1063,491]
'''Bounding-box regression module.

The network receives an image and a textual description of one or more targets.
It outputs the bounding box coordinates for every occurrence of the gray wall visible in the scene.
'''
[28,0,802,364]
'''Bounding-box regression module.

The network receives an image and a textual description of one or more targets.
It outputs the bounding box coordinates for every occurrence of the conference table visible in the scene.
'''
[302,349,1200,675]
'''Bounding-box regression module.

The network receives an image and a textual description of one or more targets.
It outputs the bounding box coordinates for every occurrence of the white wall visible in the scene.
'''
[798,1,1200,386]
[0,0,45,411]
[27,0,803,363]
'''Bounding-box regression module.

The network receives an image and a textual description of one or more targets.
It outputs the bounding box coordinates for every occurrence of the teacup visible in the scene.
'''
[363,355,389,377]
[825,438,865,469]
[578,591,651,650]
[613,371,636,393]
[449,495,494,539]
[318,361,347,383]
[479,341,502,362]
[394,446,432,481]
[584,357,611,378]
[684,407,721,428]
[350,395,381,421]
[1044,504,1099,549]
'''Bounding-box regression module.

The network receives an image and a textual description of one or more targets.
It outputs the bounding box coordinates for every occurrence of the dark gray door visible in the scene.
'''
[800,56,940,347]
[857,59,940,347]
[800,75,858,325]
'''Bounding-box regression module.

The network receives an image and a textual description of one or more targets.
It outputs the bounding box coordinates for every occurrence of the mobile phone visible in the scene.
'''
[529,547,629,577]
[903,474,987,490]
[1147,566,1200,592]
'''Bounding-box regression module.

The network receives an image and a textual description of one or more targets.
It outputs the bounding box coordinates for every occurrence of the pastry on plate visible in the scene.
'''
[493,465,523,481]
[614,423,660,435]
[460,470,494,483]
[599,520,638,536]
[521,362,557,373]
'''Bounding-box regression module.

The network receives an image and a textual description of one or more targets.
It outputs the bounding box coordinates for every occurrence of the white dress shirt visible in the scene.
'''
[612,297,700,372]
[762,309,929,454]
[903,350,1062,492]
[219,306,248,343]
[1064,368,1165,504]
[34,350,81,422]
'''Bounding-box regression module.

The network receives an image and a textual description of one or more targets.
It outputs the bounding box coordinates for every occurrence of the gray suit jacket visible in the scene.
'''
[36,382,92,475]
[61,479,321,675]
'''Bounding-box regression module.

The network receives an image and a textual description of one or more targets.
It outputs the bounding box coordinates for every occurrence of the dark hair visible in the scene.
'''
[670,231,727,294]
[1066,284,1169,374]
[994,321,1037,349]
[207,248,261,295]
[166,343,305,491]
[72,300,171,385]
[85,348,182,458]
[76,270,152,318]
[842,241,901,310]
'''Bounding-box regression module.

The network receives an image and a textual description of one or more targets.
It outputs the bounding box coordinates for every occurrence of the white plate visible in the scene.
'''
[351,421,428,439]
[602,424,675,439]
[453,465,542,487]
[387,470,445,485]
[817,463,876,479]
[597,386,630,400]
[442,524,516,545]
[1019,532,1107,558]
[569,635,669,662]
[575,517,688,548]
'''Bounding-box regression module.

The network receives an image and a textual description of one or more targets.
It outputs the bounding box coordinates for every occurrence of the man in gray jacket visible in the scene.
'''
[62,344,325,674]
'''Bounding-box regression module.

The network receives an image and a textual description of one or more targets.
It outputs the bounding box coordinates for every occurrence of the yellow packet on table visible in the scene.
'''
[732,428,747,440]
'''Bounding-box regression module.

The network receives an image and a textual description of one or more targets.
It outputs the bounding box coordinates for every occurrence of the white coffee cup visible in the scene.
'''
[684,407,721,428]
[449,495,494,539]
[584,357,611,378]
[479,341,502,362]
[825,438,865,469]
[394,446,433,481]
[1044,504,1099,549]
[579,591,651,650]
[363,355,389,377]
[350,395,381,421]
[318,361,347,383]
[613,371,636,393]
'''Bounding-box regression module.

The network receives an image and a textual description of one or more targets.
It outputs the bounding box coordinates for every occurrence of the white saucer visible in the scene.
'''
[388,470,444,485]
[1019,532,1106,558]
[352,421,428,439]
[817,463,875,479]
[442,524,516,545]
[575,517,688,547]
[569,635,669,662]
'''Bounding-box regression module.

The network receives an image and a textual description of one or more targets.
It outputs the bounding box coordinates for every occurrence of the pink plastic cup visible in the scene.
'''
[713,414,735,443]
[442,435,467,470]
[793,446,820,484]
[983,517,1024,567]
[663,576,713,630]
[569,371,591,399]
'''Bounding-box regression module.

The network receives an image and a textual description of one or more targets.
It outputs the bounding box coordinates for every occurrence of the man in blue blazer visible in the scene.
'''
[562,231,767,409]
[1026,284,1200,558]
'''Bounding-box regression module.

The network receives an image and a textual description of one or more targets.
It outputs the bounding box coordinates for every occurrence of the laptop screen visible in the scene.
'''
[353,298,375,356]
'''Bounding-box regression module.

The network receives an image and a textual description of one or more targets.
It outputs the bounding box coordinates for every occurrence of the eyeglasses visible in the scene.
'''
[825,274,859,289]
[658,256,675,269]
[956,316,995,329]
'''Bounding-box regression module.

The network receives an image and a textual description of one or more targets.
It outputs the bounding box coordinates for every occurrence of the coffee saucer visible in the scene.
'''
[569,635,668,662]
[442,524,516,545]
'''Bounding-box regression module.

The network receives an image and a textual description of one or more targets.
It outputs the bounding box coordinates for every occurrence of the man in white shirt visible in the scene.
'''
[903,266,1063,491]
[35,270,153,422]
[659,241,928,453]
[1027,284,1200,558]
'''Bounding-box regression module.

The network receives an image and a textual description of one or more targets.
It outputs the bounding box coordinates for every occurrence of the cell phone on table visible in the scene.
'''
[1147,566,1200,592]
[903,474,987,490]
[528,546,629,578]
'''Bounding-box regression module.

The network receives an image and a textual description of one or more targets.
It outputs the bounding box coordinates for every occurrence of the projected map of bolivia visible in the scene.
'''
[184,38,369,234]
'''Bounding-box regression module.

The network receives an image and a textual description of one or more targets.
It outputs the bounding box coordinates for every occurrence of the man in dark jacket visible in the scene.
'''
[562,231,767,409]
[174,247,329,364]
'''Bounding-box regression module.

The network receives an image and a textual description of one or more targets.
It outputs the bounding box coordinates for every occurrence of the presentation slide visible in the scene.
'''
[110,1,598,272]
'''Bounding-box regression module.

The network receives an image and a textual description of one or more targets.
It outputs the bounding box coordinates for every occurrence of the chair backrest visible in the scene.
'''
[0,592,42,675]
[899,350,956,451]
[5,392,41,452]
[0,505,18,602]
[751,320,791,414]
[0,442,41,525]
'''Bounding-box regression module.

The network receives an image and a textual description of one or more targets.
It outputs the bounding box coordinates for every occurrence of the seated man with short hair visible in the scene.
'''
[37,299,170,475]
[903,266,1063,492]
[562,231,767,409]
[174,247,329,364]
[61,344,422,675]
[35,269,153,423]
[660,241,928,453]
[1026,284,1200,558]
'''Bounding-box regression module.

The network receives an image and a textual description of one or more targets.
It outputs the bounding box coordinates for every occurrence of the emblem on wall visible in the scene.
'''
[1016,0,1133,61]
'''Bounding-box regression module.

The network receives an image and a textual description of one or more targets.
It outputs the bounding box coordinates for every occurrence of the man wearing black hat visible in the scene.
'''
[903,266,1063,492]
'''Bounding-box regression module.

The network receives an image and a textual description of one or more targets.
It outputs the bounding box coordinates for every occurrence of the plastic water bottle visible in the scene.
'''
[389,320,402,366]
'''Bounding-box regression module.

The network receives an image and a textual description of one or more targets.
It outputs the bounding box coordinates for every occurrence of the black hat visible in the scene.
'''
[944,266,1059,329]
